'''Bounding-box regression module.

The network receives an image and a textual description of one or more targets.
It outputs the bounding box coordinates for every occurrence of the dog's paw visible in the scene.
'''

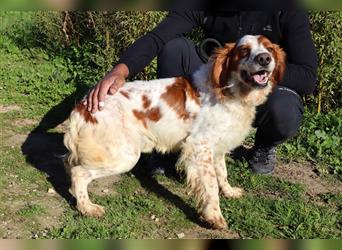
[222,187,244,198]
[201,214,228,230]
[212,216,228,230]
[78,203,105,217]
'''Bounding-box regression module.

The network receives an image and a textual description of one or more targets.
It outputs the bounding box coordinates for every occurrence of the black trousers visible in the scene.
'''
[157,38,304,147]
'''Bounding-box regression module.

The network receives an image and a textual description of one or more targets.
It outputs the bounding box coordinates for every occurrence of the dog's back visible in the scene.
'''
[64,77,201,172]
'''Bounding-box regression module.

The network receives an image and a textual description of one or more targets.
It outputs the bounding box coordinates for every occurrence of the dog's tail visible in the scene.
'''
[63,104,93,174]
[63,112,81,175]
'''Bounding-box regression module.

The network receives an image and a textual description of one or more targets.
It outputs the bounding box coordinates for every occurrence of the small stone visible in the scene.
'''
[102,189,109,193]
[177,233,185,239]
[47,188,56,194]
[155,218,159,222]
[150,215,156,220]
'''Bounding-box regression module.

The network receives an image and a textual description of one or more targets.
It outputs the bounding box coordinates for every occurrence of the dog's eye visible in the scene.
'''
[239,48,250,58]
[267,47,274,53]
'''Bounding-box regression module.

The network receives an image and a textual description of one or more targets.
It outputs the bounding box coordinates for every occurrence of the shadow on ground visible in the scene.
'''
[132,153,211,228]
[20,84,89,205]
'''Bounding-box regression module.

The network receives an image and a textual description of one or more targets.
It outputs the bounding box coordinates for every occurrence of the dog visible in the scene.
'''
[63,35,285,229]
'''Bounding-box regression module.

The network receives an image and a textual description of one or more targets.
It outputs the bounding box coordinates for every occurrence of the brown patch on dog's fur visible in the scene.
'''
[238,84,252,99]
[183,77,201,106]
[132,110,147,128]
[119,90,130,99]
[142,95,151,109]
[271,45,286,84]
[74,103,98,124]
[146,107,161,121]
[257,35,273,49]
[258,35,286,85]
[132,107,161,128]
[211,43,237,100]
[161,77,200,120]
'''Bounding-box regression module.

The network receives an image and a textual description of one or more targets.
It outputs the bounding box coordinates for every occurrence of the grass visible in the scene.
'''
[17,204,47,217]
[278,110,342,176]
[48,176,193,239]
[43,165,340,239]
[0,11,341,239]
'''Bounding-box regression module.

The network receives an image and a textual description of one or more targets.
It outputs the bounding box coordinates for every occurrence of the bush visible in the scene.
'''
[33,11,166,83]
[308,11,342,112]
[32,11,341,112]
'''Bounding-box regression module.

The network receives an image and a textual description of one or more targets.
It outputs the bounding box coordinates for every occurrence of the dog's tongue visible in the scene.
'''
[252,72,268,84]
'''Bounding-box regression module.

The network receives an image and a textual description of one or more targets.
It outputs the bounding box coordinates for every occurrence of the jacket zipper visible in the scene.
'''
[238,12,242,38]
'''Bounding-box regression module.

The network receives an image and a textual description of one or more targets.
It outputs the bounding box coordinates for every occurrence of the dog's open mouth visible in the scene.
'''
[241,70,270,88]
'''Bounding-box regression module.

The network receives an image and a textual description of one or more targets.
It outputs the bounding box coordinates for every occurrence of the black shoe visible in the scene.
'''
[148,152,178,176]
[148,152,166,175]
[249,145,276,175]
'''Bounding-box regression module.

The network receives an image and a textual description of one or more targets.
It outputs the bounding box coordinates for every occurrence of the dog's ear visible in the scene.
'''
[271,44,286,84]
[210,43,236,89]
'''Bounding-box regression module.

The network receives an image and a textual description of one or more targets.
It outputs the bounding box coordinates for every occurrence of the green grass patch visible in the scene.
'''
[279,109,342,176]
[223,161,341,238]
[48,175,193,239]
[227,159,305,200]
[223,194,339,238]
[0,140,50,191]
[44,162,341,239]
[17,204,47,217]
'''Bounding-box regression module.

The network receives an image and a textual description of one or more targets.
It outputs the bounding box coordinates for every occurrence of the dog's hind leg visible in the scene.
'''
[70,166,111,217]
[70,149,141,217]
[213,154,244,198]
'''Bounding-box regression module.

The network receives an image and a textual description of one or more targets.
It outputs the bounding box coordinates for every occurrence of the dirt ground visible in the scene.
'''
[274,162,342,196]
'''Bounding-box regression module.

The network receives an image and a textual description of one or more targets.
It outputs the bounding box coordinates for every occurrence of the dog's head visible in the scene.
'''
[210,35,286,104]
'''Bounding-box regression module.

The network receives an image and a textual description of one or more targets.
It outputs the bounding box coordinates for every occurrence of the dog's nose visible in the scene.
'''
[255,53,271,66]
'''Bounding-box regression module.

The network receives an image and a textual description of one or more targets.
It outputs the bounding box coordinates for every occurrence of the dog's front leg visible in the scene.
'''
[214,154,244,198]
[184,143,228,229]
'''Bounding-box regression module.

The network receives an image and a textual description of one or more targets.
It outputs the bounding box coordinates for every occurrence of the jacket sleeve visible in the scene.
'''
[280,11,318,94]
[118,11,202,78]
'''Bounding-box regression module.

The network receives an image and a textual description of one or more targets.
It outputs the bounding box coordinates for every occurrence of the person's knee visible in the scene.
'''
[268,94,303,140]
[157,37,198,78]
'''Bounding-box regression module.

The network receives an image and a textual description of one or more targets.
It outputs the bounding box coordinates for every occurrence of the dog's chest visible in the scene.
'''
[189,101,255,152]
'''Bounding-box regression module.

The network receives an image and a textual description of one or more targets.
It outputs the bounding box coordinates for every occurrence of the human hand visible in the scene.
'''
[85,64,129,113]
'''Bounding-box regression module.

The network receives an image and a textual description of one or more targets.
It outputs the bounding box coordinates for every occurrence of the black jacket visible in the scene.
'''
[118,11,318,94]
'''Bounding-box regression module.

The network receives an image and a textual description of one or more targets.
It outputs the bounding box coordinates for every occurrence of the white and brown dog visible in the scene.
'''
[63,35,285,229]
